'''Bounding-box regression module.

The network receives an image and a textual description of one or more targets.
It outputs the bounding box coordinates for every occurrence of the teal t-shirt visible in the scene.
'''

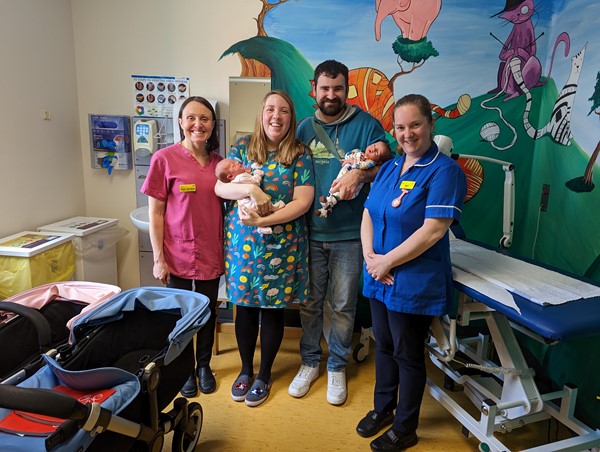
[297,106,386,241]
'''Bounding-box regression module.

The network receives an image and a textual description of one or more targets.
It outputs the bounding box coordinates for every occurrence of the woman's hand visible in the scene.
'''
[365,251,394,285]
[239,206,264,227]
[248,185,273,216]
[361,209,393,283]
[148,197,169,285]
[215,180,272,216]
[153,257,170,285]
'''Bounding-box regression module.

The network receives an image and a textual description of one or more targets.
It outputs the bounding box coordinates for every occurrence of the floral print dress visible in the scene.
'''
[224,136,314,308]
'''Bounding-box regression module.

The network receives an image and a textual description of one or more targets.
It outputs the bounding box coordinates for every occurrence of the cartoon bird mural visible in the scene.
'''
[374,0,442,42]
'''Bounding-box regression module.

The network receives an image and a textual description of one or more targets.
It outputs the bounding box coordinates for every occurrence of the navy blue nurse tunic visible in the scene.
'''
[362,144,467,316]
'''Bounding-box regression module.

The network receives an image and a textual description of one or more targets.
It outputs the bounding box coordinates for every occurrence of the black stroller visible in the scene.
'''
[0,286,210,451]
[0,281,120,384]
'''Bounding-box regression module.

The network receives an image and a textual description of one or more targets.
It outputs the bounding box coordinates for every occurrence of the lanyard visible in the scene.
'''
[391,189,409,207]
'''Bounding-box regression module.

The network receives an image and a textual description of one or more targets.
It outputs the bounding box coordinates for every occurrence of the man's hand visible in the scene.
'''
[330,170,362,200]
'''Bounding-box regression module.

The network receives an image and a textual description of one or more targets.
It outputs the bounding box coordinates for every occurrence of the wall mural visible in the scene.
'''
[220,0,600,425]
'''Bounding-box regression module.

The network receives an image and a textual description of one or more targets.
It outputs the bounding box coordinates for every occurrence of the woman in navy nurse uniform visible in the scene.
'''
[356,94,467,452]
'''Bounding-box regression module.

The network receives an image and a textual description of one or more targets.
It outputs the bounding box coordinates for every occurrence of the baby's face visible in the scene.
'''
[228,160,246,177]
[366,142,384,161]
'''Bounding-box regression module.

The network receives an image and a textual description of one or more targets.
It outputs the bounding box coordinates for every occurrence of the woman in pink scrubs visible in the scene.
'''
[141,96,223,398]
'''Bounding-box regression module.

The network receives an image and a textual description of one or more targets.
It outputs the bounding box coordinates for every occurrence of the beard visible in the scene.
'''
[317,98,344,117]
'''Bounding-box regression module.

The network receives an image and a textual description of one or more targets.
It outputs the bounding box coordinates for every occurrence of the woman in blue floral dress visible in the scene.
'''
[215,90,314,407]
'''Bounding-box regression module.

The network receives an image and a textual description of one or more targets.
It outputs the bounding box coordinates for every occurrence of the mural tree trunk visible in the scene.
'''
[389,37,438,93]
[237,0,291,77]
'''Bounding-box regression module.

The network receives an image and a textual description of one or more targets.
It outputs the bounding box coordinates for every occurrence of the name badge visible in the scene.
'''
[180,184,196,193]
[400,181,415,189]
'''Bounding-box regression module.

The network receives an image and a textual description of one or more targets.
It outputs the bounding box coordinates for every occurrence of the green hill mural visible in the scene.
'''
[437,81,600,278]
[221,34,600,428]
[222,36,600,281]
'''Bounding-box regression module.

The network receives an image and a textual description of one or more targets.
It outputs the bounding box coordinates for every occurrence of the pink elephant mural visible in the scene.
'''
[374,0,442,41]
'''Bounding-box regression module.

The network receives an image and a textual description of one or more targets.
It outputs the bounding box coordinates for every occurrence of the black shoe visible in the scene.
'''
[181,374,198,398]
[198,366,216,394]
[370,428,418,451]
[356,410,394,438]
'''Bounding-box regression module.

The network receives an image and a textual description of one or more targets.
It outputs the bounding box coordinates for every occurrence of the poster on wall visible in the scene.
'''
[131,75,190,117]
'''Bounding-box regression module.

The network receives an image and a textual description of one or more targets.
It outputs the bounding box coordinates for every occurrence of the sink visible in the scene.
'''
[130,206,150,233]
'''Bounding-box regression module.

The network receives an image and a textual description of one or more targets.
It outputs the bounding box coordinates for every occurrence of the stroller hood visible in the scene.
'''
[70,287,211,365]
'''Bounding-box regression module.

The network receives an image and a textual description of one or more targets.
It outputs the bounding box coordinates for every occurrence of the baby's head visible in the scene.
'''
[215,158,247,182]
[365,141,391,162]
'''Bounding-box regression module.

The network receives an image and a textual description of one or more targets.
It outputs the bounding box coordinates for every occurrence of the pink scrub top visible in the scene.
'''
[141,143,224,281]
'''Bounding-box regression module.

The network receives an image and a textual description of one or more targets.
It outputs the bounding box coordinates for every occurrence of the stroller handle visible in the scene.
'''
[0,384,88,420]
[0,301,52,351]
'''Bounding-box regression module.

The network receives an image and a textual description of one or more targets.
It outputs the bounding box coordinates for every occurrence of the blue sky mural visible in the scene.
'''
[263,0,599,154]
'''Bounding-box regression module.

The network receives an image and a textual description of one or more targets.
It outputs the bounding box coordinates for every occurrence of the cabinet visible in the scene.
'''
[228,77,271,149]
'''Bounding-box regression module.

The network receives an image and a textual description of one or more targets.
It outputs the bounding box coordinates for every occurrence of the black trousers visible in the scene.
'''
[370,297,433,435]
[168,275,220,369]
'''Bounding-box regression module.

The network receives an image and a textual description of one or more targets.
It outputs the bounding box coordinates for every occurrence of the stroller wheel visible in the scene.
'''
[172,402,203,452]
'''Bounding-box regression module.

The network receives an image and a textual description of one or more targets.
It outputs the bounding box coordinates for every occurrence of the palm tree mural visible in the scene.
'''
[566,70,600,193]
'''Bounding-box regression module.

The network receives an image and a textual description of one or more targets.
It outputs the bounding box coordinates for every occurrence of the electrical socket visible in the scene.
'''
[540,183,550,212]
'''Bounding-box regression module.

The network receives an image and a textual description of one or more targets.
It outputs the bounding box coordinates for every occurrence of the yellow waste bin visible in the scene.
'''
[0,231,74,298]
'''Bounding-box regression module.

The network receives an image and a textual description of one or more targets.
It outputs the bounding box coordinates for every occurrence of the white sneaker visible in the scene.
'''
[327,370,347,405]
[288,364,319,398]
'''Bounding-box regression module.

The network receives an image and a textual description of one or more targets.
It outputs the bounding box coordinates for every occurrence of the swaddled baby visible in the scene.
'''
[215,158,285,234]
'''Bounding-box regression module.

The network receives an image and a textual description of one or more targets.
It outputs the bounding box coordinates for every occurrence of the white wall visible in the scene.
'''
[71,0,261,289]
[1,0,262,290]
[0,0,84,236]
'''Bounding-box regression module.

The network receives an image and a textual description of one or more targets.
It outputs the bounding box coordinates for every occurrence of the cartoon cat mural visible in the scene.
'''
[489,0,569,101]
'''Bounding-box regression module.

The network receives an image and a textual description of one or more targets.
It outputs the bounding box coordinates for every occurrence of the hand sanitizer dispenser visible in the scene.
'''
[134,119,158,158]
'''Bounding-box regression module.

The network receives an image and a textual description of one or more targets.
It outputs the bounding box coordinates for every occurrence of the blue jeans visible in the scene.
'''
[300,239,363,371]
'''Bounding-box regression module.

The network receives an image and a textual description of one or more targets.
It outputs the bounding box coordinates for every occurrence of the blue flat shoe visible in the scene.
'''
[244,379,272,407]
[231,374,254,402]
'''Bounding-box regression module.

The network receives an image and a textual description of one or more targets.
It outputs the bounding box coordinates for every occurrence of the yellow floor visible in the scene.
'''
[164,332,561,451]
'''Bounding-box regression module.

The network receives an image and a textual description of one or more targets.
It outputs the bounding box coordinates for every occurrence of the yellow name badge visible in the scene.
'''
[400,181,416,190]
[180,184,196,193]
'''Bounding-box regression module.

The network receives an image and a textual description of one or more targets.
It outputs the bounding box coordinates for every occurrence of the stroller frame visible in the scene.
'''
[0,287,210,452]
[1,281,121,385]
[1,365,202,451]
